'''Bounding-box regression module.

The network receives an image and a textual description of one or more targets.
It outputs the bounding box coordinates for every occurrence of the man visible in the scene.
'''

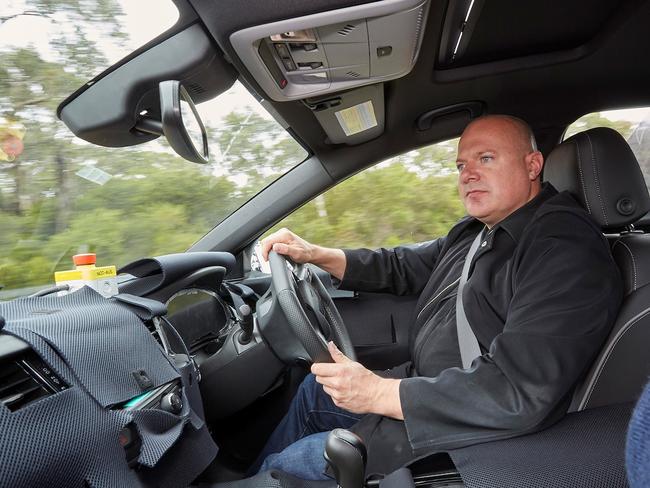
[254,115,622,479]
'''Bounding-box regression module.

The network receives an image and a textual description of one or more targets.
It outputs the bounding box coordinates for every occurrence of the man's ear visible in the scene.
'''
[527,151,544,181]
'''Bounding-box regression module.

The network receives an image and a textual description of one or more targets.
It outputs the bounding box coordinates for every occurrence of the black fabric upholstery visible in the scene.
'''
[0,287,217,487]
[206,470,337,488]
[544,127,650,231]
[448,403,633,488]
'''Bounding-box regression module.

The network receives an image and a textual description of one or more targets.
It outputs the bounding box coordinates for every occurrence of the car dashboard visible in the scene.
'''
[0,250,284,487]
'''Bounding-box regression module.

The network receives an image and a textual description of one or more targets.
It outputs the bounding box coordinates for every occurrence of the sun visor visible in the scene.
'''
[305,84,384,145]
[57,23,237,148]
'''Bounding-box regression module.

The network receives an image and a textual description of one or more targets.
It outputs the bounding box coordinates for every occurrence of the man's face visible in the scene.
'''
[456,118,543,227]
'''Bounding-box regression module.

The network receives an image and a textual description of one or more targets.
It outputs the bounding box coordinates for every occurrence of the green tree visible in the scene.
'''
[209,111,307,192]
[0,2,305,294]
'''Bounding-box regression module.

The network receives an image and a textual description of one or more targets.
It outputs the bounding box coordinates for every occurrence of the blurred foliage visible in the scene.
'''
[564,113,635,140]
[0,2,648,296]
[268,143,465,249]
[0,1,305,293]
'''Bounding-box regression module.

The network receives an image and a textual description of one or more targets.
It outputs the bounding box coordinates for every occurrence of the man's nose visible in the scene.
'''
[459,163,479,184]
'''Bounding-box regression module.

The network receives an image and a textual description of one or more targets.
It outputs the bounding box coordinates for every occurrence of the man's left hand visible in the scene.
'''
[311,342,404,420]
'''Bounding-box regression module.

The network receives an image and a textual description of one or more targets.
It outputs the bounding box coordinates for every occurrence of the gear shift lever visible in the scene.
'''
[324,429,367,488]
[237,304,254,344]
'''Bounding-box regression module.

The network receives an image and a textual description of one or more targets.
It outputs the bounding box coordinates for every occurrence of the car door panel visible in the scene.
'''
[333,291,416,370]
[237,266,416,369]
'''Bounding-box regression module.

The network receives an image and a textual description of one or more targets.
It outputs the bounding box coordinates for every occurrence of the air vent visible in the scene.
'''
[0,351,65,411]
[346,71,361,78]
[143,320,163,346]
[185,82,206,96]
[337,24,356,36]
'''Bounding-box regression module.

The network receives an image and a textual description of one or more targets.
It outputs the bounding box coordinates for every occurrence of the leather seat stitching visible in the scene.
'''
[585,132,608,225]
[619,240,638,291]
[575,139,592,214]
[578,306,650,410]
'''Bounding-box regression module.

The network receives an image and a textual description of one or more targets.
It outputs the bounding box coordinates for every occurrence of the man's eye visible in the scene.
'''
[480,155,493,163]
[456,164,465,172]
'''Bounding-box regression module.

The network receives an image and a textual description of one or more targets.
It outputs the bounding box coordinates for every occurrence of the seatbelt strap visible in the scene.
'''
[456,229,484,369]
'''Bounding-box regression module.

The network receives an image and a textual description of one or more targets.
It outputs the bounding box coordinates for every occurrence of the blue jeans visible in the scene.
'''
[249,373,362,480]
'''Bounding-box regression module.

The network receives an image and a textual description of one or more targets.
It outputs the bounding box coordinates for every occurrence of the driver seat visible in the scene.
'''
[543,127,650,412]
[421,127,650,488]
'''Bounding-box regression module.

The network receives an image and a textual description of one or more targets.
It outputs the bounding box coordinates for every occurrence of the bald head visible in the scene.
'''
[464,115,538,156]
[456,114,544,227]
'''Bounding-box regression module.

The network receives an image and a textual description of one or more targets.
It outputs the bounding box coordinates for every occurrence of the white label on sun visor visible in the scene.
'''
[335,101,378,136]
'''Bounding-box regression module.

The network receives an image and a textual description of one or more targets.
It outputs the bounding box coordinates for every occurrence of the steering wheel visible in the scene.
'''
[268,251,356,363]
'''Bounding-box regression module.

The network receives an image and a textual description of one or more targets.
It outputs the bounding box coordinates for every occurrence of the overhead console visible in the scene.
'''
[230,0,430,101]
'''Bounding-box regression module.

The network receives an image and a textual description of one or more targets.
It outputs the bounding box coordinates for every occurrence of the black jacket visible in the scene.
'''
[338,184,623,474]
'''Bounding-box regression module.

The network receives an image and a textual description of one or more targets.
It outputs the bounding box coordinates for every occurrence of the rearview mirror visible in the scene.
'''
[159,80,209,164]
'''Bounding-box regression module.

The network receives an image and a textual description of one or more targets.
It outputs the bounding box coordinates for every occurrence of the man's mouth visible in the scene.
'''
[465,189,487,197]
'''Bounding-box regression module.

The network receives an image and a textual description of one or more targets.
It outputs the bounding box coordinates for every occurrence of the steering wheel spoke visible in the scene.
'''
[268,251,356,363]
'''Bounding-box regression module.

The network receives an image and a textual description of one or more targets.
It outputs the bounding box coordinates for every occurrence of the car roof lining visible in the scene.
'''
[56,0,650,167]
[187,0,650,176]
[185,0,650,254]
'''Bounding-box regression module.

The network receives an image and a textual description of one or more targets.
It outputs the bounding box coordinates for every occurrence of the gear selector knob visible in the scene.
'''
[324,428,367,488]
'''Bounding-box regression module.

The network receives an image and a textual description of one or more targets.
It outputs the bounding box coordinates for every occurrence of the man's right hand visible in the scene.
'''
[260,228,347,280]
[261,228,315,263]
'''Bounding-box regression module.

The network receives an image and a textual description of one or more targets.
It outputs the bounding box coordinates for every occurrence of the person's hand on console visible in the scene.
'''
[312,342,404,420]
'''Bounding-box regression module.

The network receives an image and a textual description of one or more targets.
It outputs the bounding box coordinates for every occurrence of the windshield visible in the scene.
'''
[0,1,308,298]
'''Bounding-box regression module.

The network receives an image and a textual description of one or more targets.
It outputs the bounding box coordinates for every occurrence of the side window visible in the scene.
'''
[267,139,466,249]
[565,108,650,189]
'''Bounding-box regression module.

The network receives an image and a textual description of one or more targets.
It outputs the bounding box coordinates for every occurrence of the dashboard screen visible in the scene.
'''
[165,289,232,351]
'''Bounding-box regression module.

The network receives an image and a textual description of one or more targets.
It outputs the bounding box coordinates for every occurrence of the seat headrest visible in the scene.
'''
[544,127,650,230]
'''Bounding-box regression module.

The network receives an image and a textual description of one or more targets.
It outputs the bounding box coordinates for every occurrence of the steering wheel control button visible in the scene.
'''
[160,392,183,414]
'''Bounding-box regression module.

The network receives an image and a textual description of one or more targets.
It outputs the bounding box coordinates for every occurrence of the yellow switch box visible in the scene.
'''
[54,253,118,297]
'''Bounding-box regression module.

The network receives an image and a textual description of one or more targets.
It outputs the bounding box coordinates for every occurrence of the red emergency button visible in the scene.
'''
[72,253,96,266]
